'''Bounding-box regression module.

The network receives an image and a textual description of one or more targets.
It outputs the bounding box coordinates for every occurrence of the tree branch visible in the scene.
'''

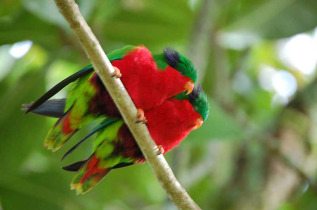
[53,0,200,209]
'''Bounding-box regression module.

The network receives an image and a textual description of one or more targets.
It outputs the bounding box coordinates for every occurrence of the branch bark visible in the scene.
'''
[53,0,200,209]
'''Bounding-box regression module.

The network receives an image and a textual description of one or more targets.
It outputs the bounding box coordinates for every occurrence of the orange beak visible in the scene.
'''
[193,117,203,130]
[185,81,194,95]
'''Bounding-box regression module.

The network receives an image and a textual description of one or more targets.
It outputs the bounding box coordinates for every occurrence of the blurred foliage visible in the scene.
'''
[0,0,317,209]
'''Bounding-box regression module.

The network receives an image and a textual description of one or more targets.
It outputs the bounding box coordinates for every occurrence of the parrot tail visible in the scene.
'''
[71,154,111,194]
[22,99,66,118]
[44,107,79,151]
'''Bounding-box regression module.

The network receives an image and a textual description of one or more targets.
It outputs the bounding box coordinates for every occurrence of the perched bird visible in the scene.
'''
[26,86,209,193]
[24,46,197,151]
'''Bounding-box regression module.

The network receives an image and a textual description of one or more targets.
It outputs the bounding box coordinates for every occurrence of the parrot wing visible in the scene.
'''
[24,45,135,114]
[70,120,141,194]
[29,46,136,151]
[24,66,93,114]
[62,118,118,160]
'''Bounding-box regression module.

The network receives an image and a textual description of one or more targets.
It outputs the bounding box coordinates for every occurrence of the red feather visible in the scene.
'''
[89,46,191,117]
[61,112,73,134]
[71,154,110,193]
[146,99,200,153]
[115,98,200,159]
[79,155,109,184]
[107,98,200,162]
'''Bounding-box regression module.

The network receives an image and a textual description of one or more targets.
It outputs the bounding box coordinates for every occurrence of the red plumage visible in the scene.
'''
[114,97,201,161]
[71,155,110,192]
[146,98,201,153]
[89,46,191,117]
[61,112,73,135]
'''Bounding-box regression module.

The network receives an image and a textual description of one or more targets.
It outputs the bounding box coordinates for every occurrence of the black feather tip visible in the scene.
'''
[189,85,202,103]
[62,159,88,172]
[21,102,33,112]
[164,48,180,68]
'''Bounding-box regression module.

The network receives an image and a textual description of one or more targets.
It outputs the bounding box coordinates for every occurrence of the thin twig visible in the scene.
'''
[53,0,200,209]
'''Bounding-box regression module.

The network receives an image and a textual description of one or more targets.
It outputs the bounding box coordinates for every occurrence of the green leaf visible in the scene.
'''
[0,11,59,48]
[224,0,317,39]
[22,0,66,27]
[0,0,21,18]
[103,0,194,47]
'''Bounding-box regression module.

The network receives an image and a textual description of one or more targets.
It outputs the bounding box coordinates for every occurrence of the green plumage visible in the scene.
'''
[70,120,135,193]
[45,46,136,151]
[174,86,209,120]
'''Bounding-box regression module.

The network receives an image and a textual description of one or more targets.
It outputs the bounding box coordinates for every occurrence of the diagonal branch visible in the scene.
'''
[53,0,200,209]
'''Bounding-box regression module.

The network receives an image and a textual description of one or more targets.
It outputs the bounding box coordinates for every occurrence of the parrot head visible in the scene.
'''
[154,48,197,95]
[188,85,209,129]
[174,85,209,130]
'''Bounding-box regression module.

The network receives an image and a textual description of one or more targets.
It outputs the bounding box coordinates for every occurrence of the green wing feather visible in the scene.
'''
[45,46,137,151]
[71,120,135,194]
[62,118,118,160]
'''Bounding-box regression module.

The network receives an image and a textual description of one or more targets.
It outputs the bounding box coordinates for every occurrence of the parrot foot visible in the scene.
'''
[135,109,147,124]
[156,145,164,155]
[111,67,122,78]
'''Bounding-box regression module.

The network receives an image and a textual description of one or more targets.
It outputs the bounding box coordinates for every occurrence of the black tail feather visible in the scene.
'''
[25,67,93,114]
[23,99,66,118]
[62,118,117,161]
[112,162,134,169]
[62,133,95,161]
[62,159,88,172]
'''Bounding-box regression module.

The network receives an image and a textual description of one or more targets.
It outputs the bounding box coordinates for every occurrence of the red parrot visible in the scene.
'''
[26,86,209,193]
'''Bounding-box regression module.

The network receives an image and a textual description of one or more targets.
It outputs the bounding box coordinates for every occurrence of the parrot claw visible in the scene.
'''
[156,145,164,155]
[111,67,122,78]
[135,109,147,124]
